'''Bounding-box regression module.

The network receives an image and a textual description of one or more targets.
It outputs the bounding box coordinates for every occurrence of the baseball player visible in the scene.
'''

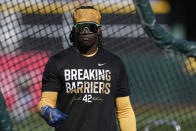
[38,6,136,131]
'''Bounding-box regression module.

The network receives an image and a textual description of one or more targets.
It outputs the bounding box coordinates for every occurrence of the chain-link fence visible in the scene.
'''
[0,0,196,131]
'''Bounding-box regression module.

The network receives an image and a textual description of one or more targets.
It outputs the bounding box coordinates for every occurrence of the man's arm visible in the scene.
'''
[38,91,68,127]
[116,96,136,131]
[37,91,57,111]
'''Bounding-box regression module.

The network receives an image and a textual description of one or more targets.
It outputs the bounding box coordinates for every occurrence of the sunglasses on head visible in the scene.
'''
[74,22,100,34]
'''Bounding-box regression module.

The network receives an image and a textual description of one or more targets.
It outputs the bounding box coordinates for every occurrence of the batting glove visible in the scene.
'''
[40,106,68,127]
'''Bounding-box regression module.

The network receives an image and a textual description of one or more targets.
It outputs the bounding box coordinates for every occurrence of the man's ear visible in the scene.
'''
[97,26,102,34]
[97,26,103,44]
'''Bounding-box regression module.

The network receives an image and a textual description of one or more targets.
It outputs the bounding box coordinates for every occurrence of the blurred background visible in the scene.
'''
[167,0,196,41]
[0,0,196,131]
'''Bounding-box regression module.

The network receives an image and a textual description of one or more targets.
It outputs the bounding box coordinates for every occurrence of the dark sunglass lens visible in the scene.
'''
[75,23,98,33]
[89,24,97,32]
[75,24,83,33]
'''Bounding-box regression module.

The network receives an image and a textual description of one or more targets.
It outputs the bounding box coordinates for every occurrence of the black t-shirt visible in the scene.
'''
[42,46,130,131]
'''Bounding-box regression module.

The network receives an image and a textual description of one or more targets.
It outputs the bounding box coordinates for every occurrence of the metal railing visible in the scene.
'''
[144,120,181,131]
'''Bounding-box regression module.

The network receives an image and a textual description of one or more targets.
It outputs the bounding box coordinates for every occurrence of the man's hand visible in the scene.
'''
[40,106,68,127]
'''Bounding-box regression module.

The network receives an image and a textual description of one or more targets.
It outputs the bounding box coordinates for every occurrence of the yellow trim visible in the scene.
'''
[0,1,170,14]
[50,112,54,121]
[83,47,99,57]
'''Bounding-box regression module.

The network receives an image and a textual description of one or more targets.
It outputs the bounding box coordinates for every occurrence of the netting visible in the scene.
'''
[0,0,196,131]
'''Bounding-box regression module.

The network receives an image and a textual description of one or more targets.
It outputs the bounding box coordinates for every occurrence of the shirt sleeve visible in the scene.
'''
[37,91,58,111]
[42,56,62,92]
[116,60,130,97]
[116,96,137,131]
